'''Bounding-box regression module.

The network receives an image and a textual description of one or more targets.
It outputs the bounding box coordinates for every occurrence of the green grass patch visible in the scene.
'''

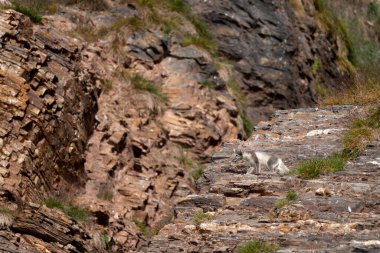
[227,78,246,105]
[295,106,380,179]
[314,0,380,75]
[181,34,217,55]
[286,190,298,201]
[191,164,204,181]
[132,219,153,237]
[240,110,254,137]
[294,152,346,179]
[311,58,322,74]
[314,1,380,105]
[235,241,278,253]
[193,210,212,225]
[275,190,298,208]
[44,198,89,222]
[130,74,168,102]
[274,199,290,208]
[11,2,42,23]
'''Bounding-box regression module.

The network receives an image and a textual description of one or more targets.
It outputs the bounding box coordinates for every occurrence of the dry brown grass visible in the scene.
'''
[322,73,380,105]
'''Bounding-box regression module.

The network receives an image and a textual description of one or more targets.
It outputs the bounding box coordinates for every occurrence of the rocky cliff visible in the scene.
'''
[189,0,345,122]
[0,0,378,252]
[0,9,100,203]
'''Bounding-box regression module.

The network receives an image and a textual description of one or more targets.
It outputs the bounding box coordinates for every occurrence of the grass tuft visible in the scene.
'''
[191,164,204,181]
[311,58,322,74]
[44,198,89,222]
[274,199,290,208]
[12,2,42,23]
[130,74,168,102]
[240,110,254,138]
[322,73,380,105]
[294,152,346,179]
[92,231,110,251]
[235,241,278,253]
[176,149,204,181]
[275,190,298,208]
[286,190,298,201]
[343,105,380,156]
[181,35,216,55]
[193,210,212,225]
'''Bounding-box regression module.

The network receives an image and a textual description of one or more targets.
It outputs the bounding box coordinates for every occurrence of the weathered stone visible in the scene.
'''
[179,194,226,211]
[144,106,380,252]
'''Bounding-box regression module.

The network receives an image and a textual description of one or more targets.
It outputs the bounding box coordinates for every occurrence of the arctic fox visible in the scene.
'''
[234,149,289,175]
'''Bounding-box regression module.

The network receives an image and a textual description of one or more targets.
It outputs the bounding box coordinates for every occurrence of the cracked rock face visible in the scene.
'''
[0,10,99,200]
[189,0,343,123]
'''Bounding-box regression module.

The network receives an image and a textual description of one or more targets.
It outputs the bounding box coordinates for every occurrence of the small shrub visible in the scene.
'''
[294,153,346,179]
[193,210,212,225]
[235,241,278,253]
[44,198,89,222]
[130,74,168,102]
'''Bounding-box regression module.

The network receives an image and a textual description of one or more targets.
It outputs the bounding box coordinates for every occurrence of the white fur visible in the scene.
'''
[242,151,289,175]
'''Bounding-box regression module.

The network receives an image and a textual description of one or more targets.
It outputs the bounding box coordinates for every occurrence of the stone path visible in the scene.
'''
[143,105,380,252]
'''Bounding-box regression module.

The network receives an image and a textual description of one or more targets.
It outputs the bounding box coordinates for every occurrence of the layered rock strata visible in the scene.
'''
[0,10,98,201]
